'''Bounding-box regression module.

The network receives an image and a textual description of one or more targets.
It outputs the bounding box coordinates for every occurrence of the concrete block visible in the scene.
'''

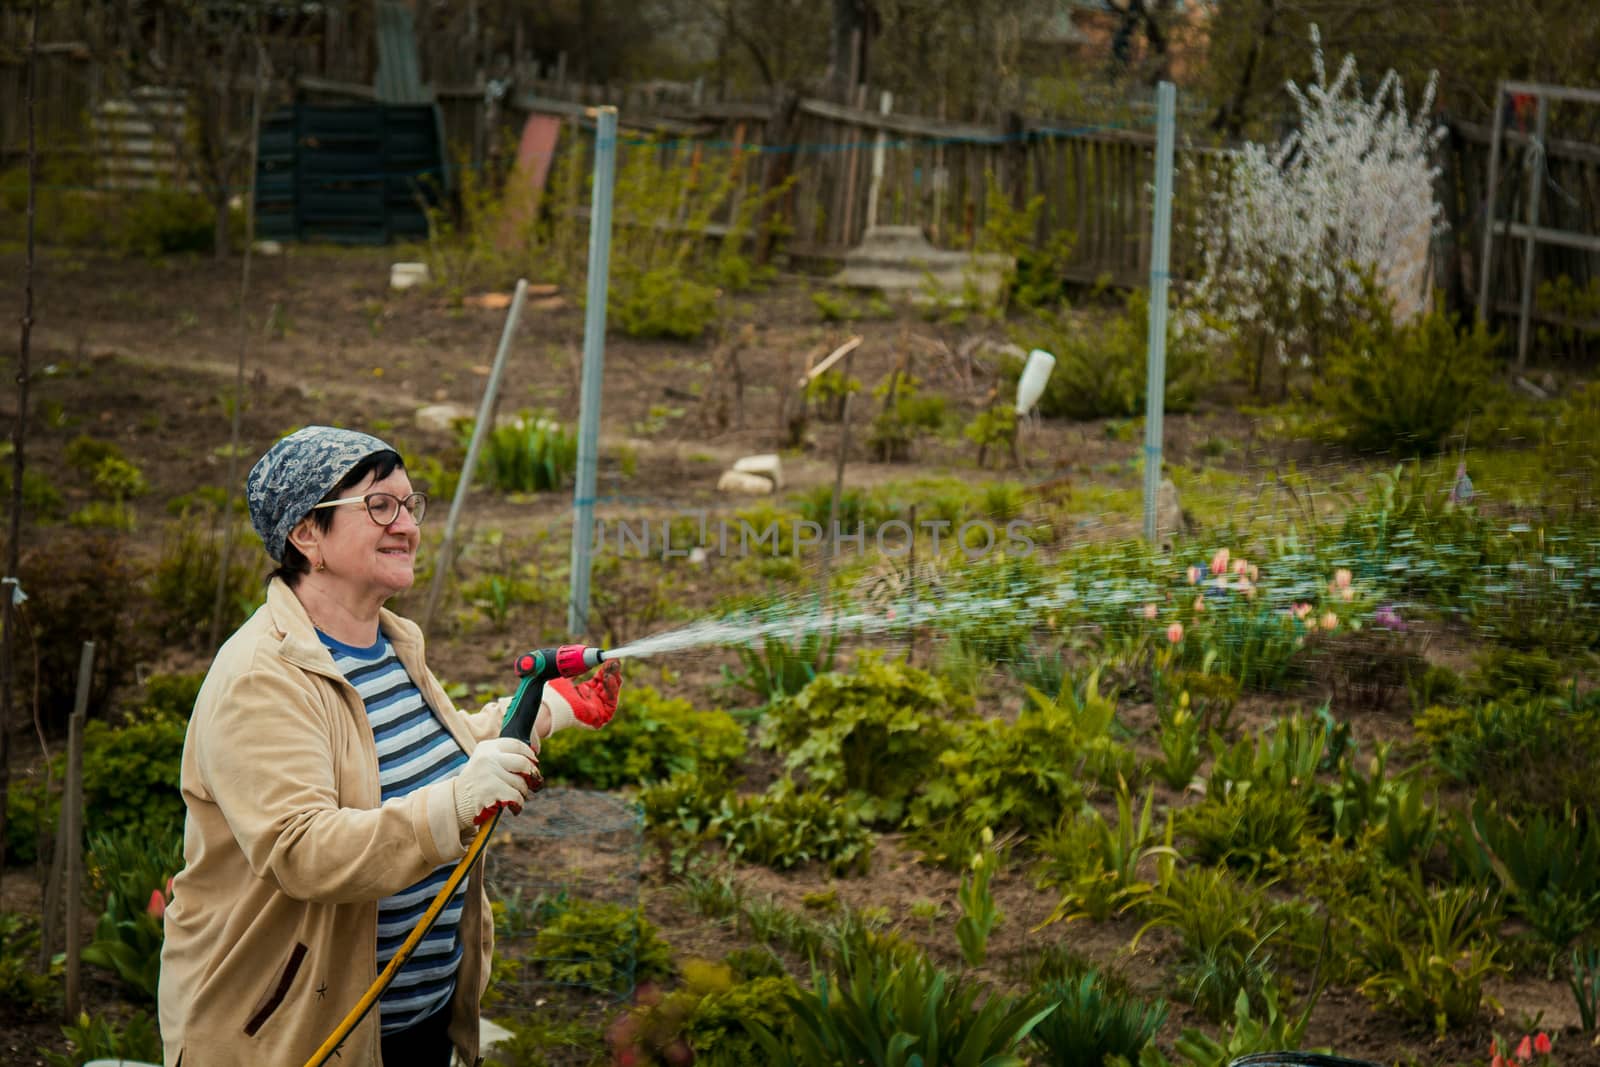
[391,262,431,290]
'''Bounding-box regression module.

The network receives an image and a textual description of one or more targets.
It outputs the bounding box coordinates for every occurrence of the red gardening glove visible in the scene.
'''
[545,660,622,731]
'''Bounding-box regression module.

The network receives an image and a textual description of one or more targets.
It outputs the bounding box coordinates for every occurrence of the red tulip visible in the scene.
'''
[1533,1033,1552,1056]
[147,888,166,920]
[1516,1035,1532,1061]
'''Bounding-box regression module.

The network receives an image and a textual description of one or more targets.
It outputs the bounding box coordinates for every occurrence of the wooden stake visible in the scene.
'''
[64,640,94,1019]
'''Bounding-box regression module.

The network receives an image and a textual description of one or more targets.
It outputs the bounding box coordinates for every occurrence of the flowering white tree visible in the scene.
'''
[1189,27,1444,394]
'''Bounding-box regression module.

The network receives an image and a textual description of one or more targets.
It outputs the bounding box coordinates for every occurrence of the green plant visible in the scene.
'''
[115,186,214,257]
[752,943,1056,1067]
[964,404,1018,468]
[714,784,875,876]
[724,628,839,706]
[1570,946,1600,1032]
[612,958,799,1067]
[1152,697,1205,790]
[804,367,861,420]
[1035,785,1178,925]
[1463,802,1600,952]
[1029,969,1167,1067]
[1180,785,1312,872]
[1320,298,1500,454]
[0,913,57,1018]
[1166,985,1324,1067]
[761,655,967,825]
[615,266,721,339]
[542,684,746,788]
[1134,865,1282,1021]
[1418,694,1600,814]
[40,1009,164,1067]
[472,412,577,493]
[532,900,674,995]
[1348,870,1506,1036]
[955,827,1002,966]
[867,375,947,462]
[79,824,184,1001]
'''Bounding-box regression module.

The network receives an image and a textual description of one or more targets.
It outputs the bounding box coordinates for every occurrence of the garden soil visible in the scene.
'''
[0,246,1591,1065]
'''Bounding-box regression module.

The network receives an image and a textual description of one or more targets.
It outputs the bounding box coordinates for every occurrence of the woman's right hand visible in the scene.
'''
[453,737,540,829]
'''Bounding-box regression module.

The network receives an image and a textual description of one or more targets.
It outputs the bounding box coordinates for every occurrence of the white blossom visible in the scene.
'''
[1189,27,1445,377]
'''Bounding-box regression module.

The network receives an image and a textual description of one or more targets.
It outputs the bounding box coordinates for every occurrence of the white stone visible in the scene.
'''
[732,452,784,489]
[717,469,775,495]
[689,546,709,565]
[415,402,472,433]
[252,239,283,256]
[390,262,431,289]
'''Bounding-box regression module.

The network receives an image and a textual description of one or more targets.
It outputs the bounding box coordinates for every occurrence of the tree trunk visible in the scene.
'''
[827,0,873,102]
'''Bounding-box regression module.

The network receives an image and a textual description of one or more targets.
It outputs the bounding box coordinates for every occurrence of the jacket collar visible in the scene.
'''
[265,577,426,678]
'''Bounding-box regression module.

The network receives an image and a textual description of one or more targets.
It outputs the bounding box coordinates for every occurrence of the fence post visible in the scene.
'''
[1515,94,1548,368]
[1475,81,1507,325]
[63,640,93,1019]
[421,278,529,636]
[1142,81,1176,545]
[568,106,618,636]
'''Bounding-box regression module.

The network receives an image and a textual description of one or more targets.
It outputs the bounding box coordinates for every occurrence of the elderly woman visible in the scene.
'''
[159,427,621,1067]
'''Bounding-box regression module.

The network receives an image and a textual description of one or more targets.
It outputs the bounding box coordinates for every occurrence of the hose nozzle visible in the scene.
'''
[513,645,607,682]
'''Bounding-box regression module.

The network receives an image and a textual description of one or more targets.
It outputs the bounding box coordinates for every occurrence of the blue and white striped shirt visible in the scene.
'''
[320,630,470,1035]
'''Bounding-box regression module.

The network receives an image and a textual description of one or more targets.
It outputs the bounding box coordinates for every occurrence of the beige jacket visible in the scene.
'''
[160,578,520,1067]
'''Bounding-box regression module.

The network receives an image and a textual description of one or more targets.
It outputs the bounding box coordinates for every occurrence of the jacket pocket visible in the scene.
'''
[244,942,308,1037]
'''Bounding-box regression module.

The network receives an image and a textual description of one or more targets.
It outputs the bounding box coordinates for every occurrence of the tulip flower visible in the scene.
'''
[1333,567,1352,589]
[1320,612,1338,632]
[1211,548,1230,575]
[148,889,167,920]
[1232,558,1248,576]
[1192,596,1206,614]
[1186,566,1201,584]
[1516,1035,1532,1061]
[1143,603,1159,620]
[1533,1033,1552,1055]
[1166,622,1184,643]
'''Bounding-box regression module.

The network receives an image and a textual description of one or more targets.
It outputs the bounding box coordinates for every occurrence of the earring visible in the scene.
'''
[314,558,327,572]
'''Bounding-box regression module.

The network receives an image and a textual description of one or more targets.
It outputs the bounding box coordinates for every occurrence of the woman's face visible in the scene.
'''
[315,466,420,602]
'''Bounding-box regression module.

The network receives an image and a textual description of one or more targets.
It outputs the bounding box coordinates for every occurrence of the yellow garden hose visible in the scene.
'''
[301,808,501,1067]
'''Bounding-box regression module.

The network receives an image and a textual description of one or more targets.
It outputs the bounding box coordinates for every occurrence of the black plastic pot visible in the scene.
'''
[1229,1056,1381,1067]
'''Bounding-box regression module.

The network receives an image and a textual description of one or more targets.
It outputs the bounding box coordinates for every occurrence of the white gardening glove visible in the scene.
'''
[452,737,540,829]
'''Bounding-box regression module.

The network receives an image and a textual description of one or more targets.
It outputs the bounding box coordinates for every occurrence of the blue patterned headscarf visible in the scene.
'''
[246,426,396,562]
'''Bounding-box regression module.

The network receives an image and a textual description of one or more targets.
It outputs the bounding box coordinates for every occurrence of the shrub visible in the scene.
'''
[15,531,153,735]
[1179,785,1314,872]
[1034,786,1178,925]
[1008,288,1207,420]
[532,900,674,995]
[116,187,215,257]
[0,913,57,1019]
[1320,300,1499,454]
[540,684,746,788]
[613,266,721,340]
[760,655,968,825]
[151,513,263,647]
[609,958,798,1067]
[1416,695,1600,814]
[714,785,874,876]
[1455,802,1600,952]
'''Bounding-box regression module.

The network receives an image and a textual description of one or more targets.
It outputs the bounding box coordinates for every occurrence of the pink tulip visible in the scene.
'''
[1210,548,1230,575]
[148,889,166,920]
[1186,566,1201,584]
[1232,558,1248,576]
[1166,622,1184,643]
[1143,603,1159,620]
[1320,612,1338,632]
[1333,567,1352,590]
[1516,1035,1532,1061]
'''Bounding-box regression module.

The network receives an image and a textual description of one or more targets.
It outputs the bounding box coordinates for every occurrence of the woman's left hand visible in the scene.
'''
[547,660,622,731]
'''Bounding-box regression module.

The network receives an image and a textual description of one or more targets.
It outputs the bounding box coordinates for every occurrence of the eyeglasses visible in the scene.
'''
[311,492,428,527]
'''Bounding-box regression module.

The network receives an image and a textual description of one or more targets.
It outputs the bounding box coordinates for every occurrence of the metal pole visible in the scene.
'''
[1142,81,1176,545]
[1476,81,1506,325]
[568,106,619,636]
[1515,95,1547,368]
[421,278,529,635]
